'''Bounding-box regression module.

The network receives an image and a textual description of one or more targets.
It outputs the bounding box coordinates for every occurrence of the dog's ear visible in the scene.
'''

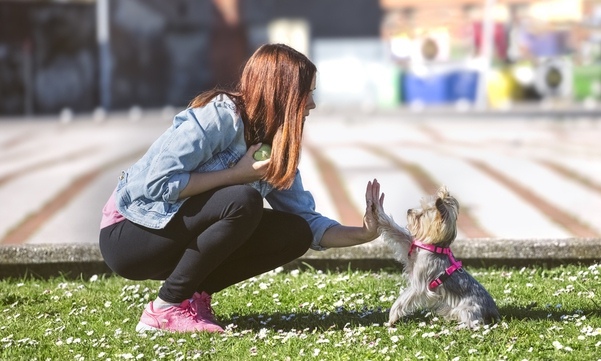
[437,186,449,198]
[436,198,448,219]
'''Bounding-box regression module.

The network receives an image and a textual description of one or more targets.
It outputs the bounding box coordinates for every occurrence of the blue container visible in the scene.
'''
[448,70,479,102]
[402,71,451,104]
[402,70,479,104]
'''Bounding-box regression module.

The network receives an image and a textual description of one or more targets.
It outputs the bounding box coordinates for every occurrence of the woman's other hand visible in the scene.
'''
[179,144,270,199]
[230,143,270,183]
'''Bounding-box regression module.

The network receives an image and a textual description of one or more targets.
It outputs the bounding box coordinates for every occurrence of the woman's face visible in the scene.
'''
[304,75,316,117]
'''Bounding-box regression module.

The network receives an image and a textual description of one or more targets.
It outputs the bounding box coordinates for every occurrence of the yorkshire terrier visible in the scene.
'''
[375,186,500,328]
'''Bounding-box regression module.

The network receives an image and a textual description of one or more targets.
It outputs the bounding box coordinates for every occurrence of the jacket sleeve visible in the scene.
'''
[144,100,241,203]
[265,171,340,251]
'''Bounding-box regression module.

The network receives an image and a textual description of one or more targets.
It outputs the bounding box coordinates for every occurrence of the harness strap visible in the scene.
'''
[409,240,463,290]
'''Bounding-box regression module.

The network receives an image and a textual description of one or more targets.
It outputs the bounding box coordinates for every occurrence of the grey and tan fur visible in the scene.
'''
[375,186,500,328]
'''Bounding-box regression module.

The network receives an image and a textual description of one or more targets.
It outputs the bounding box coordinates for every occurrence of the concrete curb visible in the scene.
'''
[1,238,601,279]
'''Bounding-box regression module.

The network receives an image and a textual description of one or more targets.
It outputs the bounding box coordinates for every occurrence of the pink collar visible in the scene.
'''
[409,240,463,290]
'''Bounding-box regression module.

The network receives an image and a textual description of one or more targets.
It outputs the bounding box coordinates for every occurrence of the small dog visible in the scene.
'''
[375,186,500,328]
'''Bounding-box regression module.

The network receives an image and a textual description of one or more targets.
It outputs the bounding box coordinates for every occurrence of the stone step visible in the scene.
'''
[2,238,599,279]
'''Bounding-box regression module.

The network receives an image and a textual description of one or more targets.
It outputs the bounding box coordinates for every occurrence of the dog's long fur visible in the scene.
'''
[376,186,500,328]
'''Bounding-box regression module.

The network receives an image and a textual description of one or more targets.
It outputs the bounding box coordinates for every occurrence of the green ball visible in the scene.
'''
[253,144,272,161]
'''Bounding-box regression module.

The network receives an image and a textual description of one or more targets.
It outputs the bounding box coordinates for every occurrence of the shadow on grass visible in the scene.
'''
[499,304,601,322]
[223,307,390,332]
[223,303,601,332]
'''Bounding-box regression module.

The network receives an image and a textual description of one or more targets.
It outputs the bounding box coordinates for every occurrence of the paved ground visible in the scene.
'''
[1,107,600,246]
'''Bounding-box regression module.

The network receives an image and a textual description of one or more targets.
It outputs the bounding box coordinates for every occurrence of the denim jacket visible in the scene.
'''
[114,94,338,250]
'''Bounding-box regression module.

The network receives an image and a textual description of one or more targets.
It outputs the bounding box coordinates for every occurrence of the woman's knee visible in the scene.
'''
[185,185,263,221]
[99,246,141,280]
[227,185,263,208]
[220,185,263,219]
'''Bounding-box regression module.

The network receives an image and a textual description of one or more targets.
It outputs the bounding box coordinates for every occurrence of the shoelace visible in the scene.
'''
[197,296,215,321]
[193,294,218,322]
[178,300,199,320]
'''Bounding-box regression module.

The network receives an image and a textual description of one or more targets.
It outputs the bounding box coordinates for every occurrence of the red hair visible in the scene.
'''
[189,44,317,189]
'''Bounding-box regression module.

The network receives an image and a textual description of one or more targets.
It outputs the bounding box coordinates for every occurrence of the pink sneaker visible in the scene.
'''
[135,299,223,333]
[190,292,224,331]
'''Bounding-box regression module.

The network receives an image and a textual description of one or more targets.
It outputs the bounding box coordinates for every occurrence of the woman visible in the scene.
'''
[99,43,383,333]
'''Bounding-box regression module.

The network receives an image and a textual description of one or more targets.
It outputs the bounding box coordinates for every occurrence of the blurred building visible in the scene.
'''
[379,0,601,108]
[0,0,381,115]
[381,0,597,60]
[0,0,599,115]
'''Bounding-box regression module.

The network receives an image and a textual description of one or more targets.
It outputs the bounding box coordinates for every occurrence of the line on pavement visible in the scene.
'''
[0,131,40,150]
[0,146,101,187]
[360,143,493,239]
[398,128,601,237]
[537,159,601,195]
[418,123,601,194]
[468,159,600,238]
[0,149,146,245]
[304,143,364,226]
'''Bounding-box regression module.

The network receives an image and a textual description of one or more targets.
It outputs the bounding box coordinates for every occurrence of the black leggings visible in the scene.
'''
[99,185,312,303]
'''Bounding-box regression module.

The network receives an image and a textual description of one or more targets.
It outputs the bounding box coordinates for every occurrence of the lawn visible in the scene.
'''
[1,263,600,360]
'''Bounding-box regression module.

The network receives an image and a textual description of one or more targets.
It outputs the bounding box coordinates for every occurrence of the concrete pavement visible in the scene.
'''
[1,107,600,278]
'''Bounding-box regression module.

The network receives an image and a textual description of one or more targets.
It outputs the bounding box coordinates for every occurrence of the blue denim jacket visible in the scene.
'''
[115,94,338,250]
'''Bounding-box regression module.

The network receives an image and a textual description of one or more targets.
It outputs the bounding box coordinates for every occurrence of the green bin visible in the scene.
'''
[573,65,601,101]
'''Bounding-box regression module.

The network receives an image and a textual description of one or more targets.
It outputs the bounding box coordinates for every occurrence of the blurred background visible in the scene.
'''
[0,0,600,246]
[0,0,599,116]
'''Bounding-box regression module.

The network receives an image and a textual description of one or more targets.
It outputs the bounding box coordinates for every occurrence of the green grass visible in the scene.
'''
[1,263,600,360]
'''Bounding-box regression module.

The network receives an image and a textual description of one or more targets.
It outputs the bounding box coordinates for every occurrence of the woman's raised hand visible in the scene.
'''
[362,178,385,240]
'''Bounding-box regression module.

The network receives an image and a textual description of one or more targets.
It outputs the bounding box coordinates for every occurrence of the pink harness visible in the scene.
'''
[409,240,463,290]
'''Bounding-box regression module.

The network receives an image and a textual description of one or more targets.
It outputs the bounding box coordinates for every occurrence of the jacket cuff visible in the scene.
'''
[309,221,339,251]
[164,172,190,203]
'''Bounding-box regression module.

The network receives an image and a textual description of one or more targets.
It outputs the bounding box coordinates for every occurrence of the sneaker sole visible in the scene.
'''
[135,322,161,333]
[135,321,224,333]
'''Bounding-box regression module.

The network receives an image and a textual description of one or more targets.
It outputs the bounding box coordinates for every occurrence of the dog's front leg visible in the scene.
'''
[388,287,420,325]
[376,213,412,263]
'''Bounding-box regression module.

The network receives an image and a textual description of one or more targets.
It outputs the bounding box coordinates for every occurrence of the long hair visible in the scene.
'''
[189,43,316,190]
